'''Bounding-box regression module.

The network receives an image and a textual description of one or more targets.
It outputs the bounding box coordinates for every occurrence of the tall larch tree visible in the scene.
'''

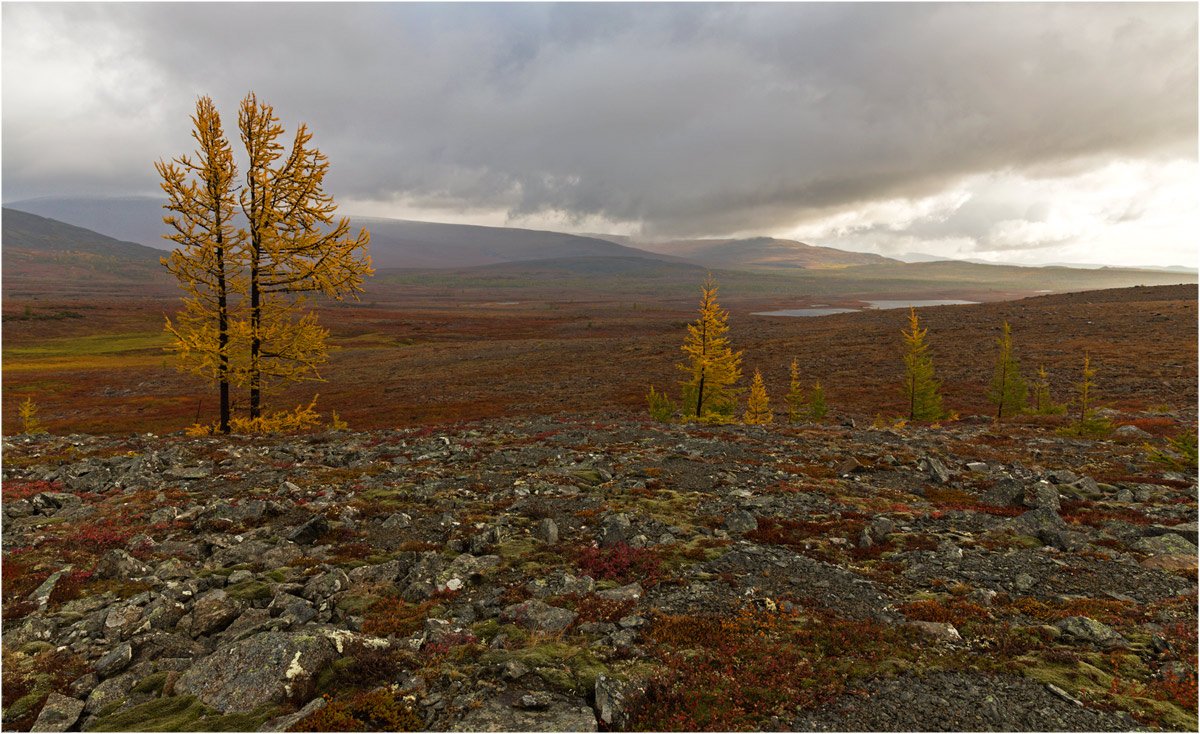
[902,307,944,421]
[989,321,1027,420]
[158,96,242,434]
[679,274,742,420]
[237,93,373,418]
[744,369,773,425]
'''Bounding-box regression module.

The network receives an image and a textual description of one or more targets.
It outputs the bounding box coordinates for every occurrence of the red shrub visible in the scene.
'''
[576,543,661,583]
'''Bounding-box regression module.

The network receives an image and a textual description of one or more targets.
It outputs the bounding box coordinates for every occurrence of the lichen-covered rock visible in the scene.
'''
[1054,616,1128,649]
[30,693,85,732]
[190,589,244,637]
[175,631,338,713]
[500,600,578,633]
[450,695,597,732]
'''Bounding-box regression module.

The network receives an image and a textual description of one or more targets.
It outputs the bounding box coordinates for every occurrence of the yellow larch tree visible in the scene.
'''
[157,96,242,434]
[237,93,373,418]
[678,274,742,421]
[902,307,944,421]
[786,358,805,423]
[744,369,773,425]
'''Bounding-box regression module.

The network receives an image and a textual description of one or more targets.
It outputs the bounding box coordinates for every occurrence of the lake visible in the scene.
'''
[753,299,978,318]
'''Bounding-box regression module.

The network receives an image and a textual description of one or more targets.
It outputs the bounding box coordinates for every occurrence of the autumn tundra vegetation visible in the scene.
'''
[3,97,1196,734]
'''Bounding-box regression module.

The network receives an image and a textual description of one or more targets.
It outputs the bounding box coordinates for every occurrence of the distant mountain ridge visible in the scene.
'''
[4,196,680,269]
[611,235,896,269]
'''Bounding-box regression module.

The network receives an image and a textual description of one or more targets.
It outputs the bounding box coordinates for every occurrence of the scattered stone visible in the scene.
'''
[1054,616,1128,649]
[500,600,577,633]
[724,510,758,534]
[595,582,643,602]
[966,462,989,473]
[907,620,962,643]
[535,518,559,544]
[1023,481,1061,512]
[1134,533,1197,556]
[30,693,86,732]
[1114,425,1152,439]
[94,641,133,679]
[599,514,633,548]
[287,514,330,545]
[190,589,244,637]
[922,456,952,484]
[258,697,327,732]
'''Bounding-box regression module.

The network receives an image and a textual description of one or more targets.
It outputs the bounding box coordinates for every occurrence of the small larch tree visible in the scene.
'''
[808,380,828,421]
[1077,352,1097,420]
[158,96,242,434]
[786,359,805,423]
[989,321,1027,420]
[744,369,773,425]
[1030,364,1066,415]
[902,307,944,421]
[678,274,742,420]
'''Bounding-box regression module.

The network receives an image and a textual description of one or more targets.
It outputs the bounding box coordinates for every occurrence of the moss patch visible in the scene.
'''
[84,695,277,732]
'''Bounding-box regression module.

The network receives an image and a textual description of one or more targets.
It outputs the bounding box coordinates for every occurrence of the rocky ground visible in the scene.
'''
[2,410,1196,731]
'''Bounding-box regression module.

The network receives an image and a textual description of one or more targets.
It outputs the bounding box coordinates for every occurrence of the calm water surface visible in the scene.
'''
[754,299,978,318]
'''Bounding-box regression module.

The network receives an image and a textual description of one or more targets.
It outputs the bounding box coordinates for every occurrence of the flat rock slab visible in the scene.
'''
[31,693,85,732]
[175,630,338,713]
[450,697,597,732]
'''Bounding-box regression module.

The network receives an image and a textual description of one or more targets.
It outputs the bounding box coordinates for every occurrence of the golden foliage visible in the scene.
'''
[18,397,46,434]
[743,369,773,425]
[678,274,742,420]
[237,92,373,418]
[159,92,373,428]
[158,96,241,433]
[902,307,944,421]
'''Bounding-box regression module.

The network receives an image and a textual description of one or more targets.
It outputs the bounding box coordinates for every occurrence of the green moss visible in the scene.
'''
[5,690,47,723]
[84,696,277,732]
[225,581,273,602]
[131,672,169,695]
[1018,655,1197,731]
[18,641,55,655]
[359,486,414,508]
[335,594,379,615]
[480,643,609,695]
[471,619,502,642]
[265,569,288,583]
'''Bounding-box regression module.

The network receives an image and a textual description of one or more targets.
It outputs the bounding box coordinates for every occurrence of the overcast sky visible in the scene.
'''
[3,2,1197,267]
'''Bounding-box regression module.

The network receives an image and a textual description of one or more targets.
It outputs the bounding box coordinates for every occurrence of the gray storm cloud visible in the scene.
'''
[2,2,1196,243]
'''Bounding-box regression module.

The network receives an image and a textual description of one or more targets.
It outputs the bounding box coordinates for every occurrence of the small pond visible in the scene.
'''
[754,299,978,318]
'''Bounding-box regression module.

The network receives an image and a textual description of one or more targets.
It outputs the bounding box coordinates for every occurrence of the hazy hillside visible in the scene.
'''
[4,196,678,268]
[357,217,678,269]
[625,236,896,269]
[4,196,168,249]
[1,208,171,296]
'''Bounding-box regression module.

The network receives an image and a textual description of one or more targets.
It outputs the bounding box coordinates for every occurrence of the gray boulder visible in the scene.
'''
[30,693,85,732]
[451,696,597,732]
[599,514,633,548]
[500,600,578,633]
[1055,616,1128,649]
[175,631,339,713]
[190,589,244,637]
[724,510,758,534]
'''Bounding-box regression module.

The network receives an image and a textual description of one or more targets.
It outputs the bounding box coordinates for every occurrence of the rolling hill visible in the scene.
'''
[3,196,679,269]
[1,208,173,297]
